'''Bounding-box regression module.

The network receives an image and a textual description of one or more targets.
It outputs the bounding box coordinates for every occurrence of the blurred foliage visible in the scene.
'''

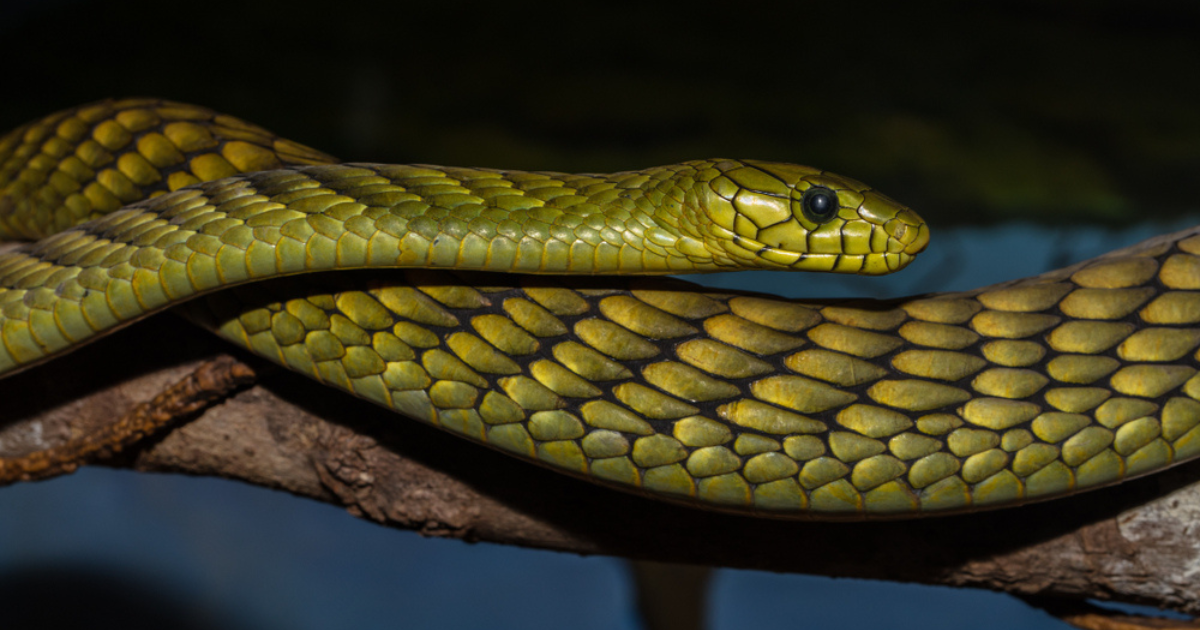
[2,0,1199,225]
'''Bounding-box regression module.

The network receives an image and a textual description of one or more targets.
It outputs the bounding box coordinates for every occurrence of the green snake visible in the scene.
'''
[2,98,1197,518]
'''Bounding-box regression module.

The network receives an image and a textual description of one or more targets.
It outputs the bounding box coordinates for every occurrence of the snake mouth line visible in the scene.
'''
[744,247,916,274]
[801,251,917,274]
[732,230,919,274]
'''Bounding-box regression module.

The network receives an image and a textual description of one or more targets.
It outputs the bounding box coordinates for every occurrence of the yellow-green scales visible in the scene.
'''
[0,98,1196,517]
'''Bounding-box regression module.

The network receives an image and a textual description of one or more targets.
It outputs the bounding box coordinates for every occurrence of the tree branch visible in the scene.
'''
[3,315,1199,624]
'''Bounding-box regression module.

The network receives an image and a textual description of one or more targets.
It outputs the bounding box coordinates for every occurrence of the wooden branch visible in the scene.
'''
[3,315,1199,625]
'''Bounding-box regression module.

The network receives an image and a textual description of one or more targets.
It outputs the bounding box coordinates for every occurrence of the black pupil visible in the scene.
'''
[802,187,839,222]
[810,194,832,215]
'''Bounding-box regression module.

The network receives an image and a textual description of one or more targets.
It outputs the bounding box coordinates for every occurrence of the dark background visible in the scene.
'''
[5,0,1200,227]
[1,1,1199,628]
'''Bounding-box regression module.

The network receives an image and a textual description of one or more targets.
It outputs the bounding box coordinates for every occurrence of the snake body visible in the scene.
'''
[1,98,1197,518]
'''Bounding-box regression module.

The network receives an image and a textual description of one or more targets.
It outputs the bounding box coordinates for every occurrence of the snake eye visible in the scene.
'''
[798,186,840,224]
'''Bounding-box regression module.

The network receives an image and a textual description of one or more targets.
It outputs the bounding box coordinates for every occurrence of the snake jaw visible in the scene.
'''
[714,224,922,275]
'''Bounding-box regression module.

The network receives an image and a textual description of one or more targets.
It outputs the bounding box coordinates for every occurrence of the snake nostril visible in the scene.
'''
[884,218,912,242]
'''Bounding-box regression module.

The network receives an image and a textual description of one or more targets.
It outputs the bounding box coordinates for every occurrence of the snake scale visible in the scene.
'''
[2,98,1198,519]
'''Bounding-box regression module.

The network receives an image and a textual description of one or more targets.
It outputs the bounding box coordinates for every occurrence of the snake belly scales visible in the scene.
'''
[2,99,1199,519]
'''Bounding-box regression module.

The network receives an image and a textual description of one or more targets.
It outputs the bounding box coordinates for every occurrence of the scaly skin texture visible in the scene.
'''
[3,98,1199,519]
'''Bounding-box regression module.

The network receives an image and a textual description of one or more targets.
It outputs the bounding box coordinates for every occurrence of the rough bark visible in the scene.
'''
[2,315,1198,627]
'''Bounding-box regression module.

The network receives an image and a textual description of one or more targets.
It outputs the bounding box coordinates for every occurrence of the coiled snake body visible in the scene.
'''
[1,98,1197,518]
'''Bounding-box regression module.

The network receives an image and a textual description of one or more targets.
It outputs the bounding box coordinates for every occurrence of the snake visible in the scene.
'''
[1,98,1197,519]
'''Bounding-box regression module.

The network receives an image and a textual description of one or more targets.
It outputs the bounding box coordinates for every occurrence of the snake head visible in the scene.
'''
[694,159,929,275]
